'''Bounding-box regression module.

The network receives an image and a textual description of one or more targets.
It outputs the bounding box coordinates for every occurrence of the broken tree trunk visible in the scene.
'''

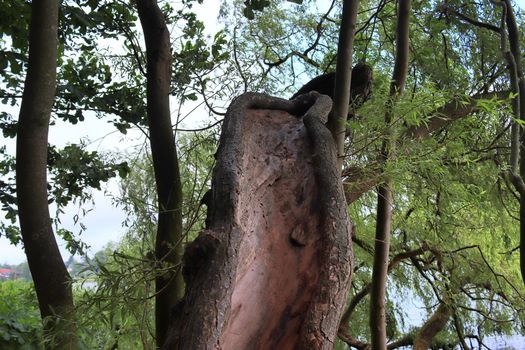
[164,92,353,349]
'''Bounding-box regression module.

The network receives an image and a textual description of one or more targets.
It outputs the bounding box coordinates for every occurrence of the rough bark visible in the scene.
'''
[16,0,78,348]
[413,303,452,350]
[136,1,184,347]
[326,0,360,170]
[370,0,411,348]
[163,92,353,349]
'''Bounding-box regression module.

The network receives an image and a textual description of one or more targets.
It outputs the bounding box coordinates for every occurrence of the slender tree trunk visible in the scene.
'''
[136,1,184,347]
[369,0,411,348]
[496,0,525,286]
[503,0,525,287]
[326,0,360,171]
[16,0,77,348]
[162,93,353,350]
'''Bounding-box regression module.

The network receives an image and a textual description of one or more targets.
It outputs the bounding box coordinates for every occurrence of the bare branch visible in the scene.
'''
[439,5,500,33]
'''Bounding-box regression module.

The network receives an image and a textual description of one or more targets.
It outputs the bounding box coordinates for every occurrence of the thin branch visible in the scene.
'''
[324,0,360,172]
[264,0,336,69]
[440,5,500,33]
[370,0,411,345]
[452,312,471,350]
[114,15,146,76]
[174,119,223,132]
[339,243,429,331]
[233,27,248,92]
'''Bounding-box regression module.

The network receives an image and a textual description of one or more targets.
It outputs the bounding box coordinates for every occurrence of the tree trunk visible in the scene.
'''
[16,0,78,348]
[326,0,360,171]
[501,0,525,287]
[492,0,525,287]
[370,0,411,348]
[136,1,184,347]
[163,92,353,350]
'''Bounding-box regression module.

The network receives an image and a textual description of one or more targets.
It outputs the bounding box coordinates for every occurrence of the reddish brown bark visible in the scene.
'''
[163,92,352,349]
[16,0,77,348]
[497,0,525,287]
[136,1,184,347]
[413,303,452,349]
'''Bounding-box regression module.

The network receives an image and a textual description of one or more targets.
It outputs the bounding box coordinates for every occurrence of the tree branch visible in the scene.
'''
[340,243,430,330]
[264,0,336,69]
[439,5,500,33]
[405,91,510,139]
[136,0,185,346]
[370,0,411,346]
[413,302,453,349]
[326,0,360,171]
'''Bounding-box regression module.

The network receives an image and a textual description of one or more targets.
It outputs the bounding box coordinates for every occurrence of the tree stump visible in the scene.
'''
[164,92,353,350]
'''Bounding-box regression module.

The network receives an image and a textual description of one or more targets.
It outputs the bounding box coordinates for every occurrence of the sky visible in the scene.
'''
[2,0,525,265]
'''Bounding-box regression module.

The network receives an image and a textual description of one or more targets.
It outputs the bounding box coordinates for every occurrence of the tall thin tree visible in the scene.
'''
[327,0,360,171]
[369,0,411,348]
[136,0,185,347]
[496,0,525,286]
[16,0,78,348]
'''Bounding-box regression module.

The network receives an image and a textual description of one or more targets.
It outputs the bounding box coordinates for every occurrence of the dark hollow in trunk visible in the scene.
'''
[164,92,353,349]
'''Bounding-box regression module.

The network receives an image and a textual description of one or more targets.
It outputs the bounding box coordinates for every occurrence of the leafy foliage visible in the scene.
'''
[61,131,217,347]
[2,0,525,346]
[0,280,41,350]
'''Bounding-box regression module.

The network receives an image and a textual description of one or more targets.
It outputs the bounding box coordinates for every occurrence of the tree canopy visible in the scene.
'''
[1,0,525,348]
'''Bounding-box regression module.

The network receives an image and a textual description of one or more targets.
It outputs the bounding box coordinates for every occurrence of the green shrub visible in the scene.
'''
[0,280,42,349]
